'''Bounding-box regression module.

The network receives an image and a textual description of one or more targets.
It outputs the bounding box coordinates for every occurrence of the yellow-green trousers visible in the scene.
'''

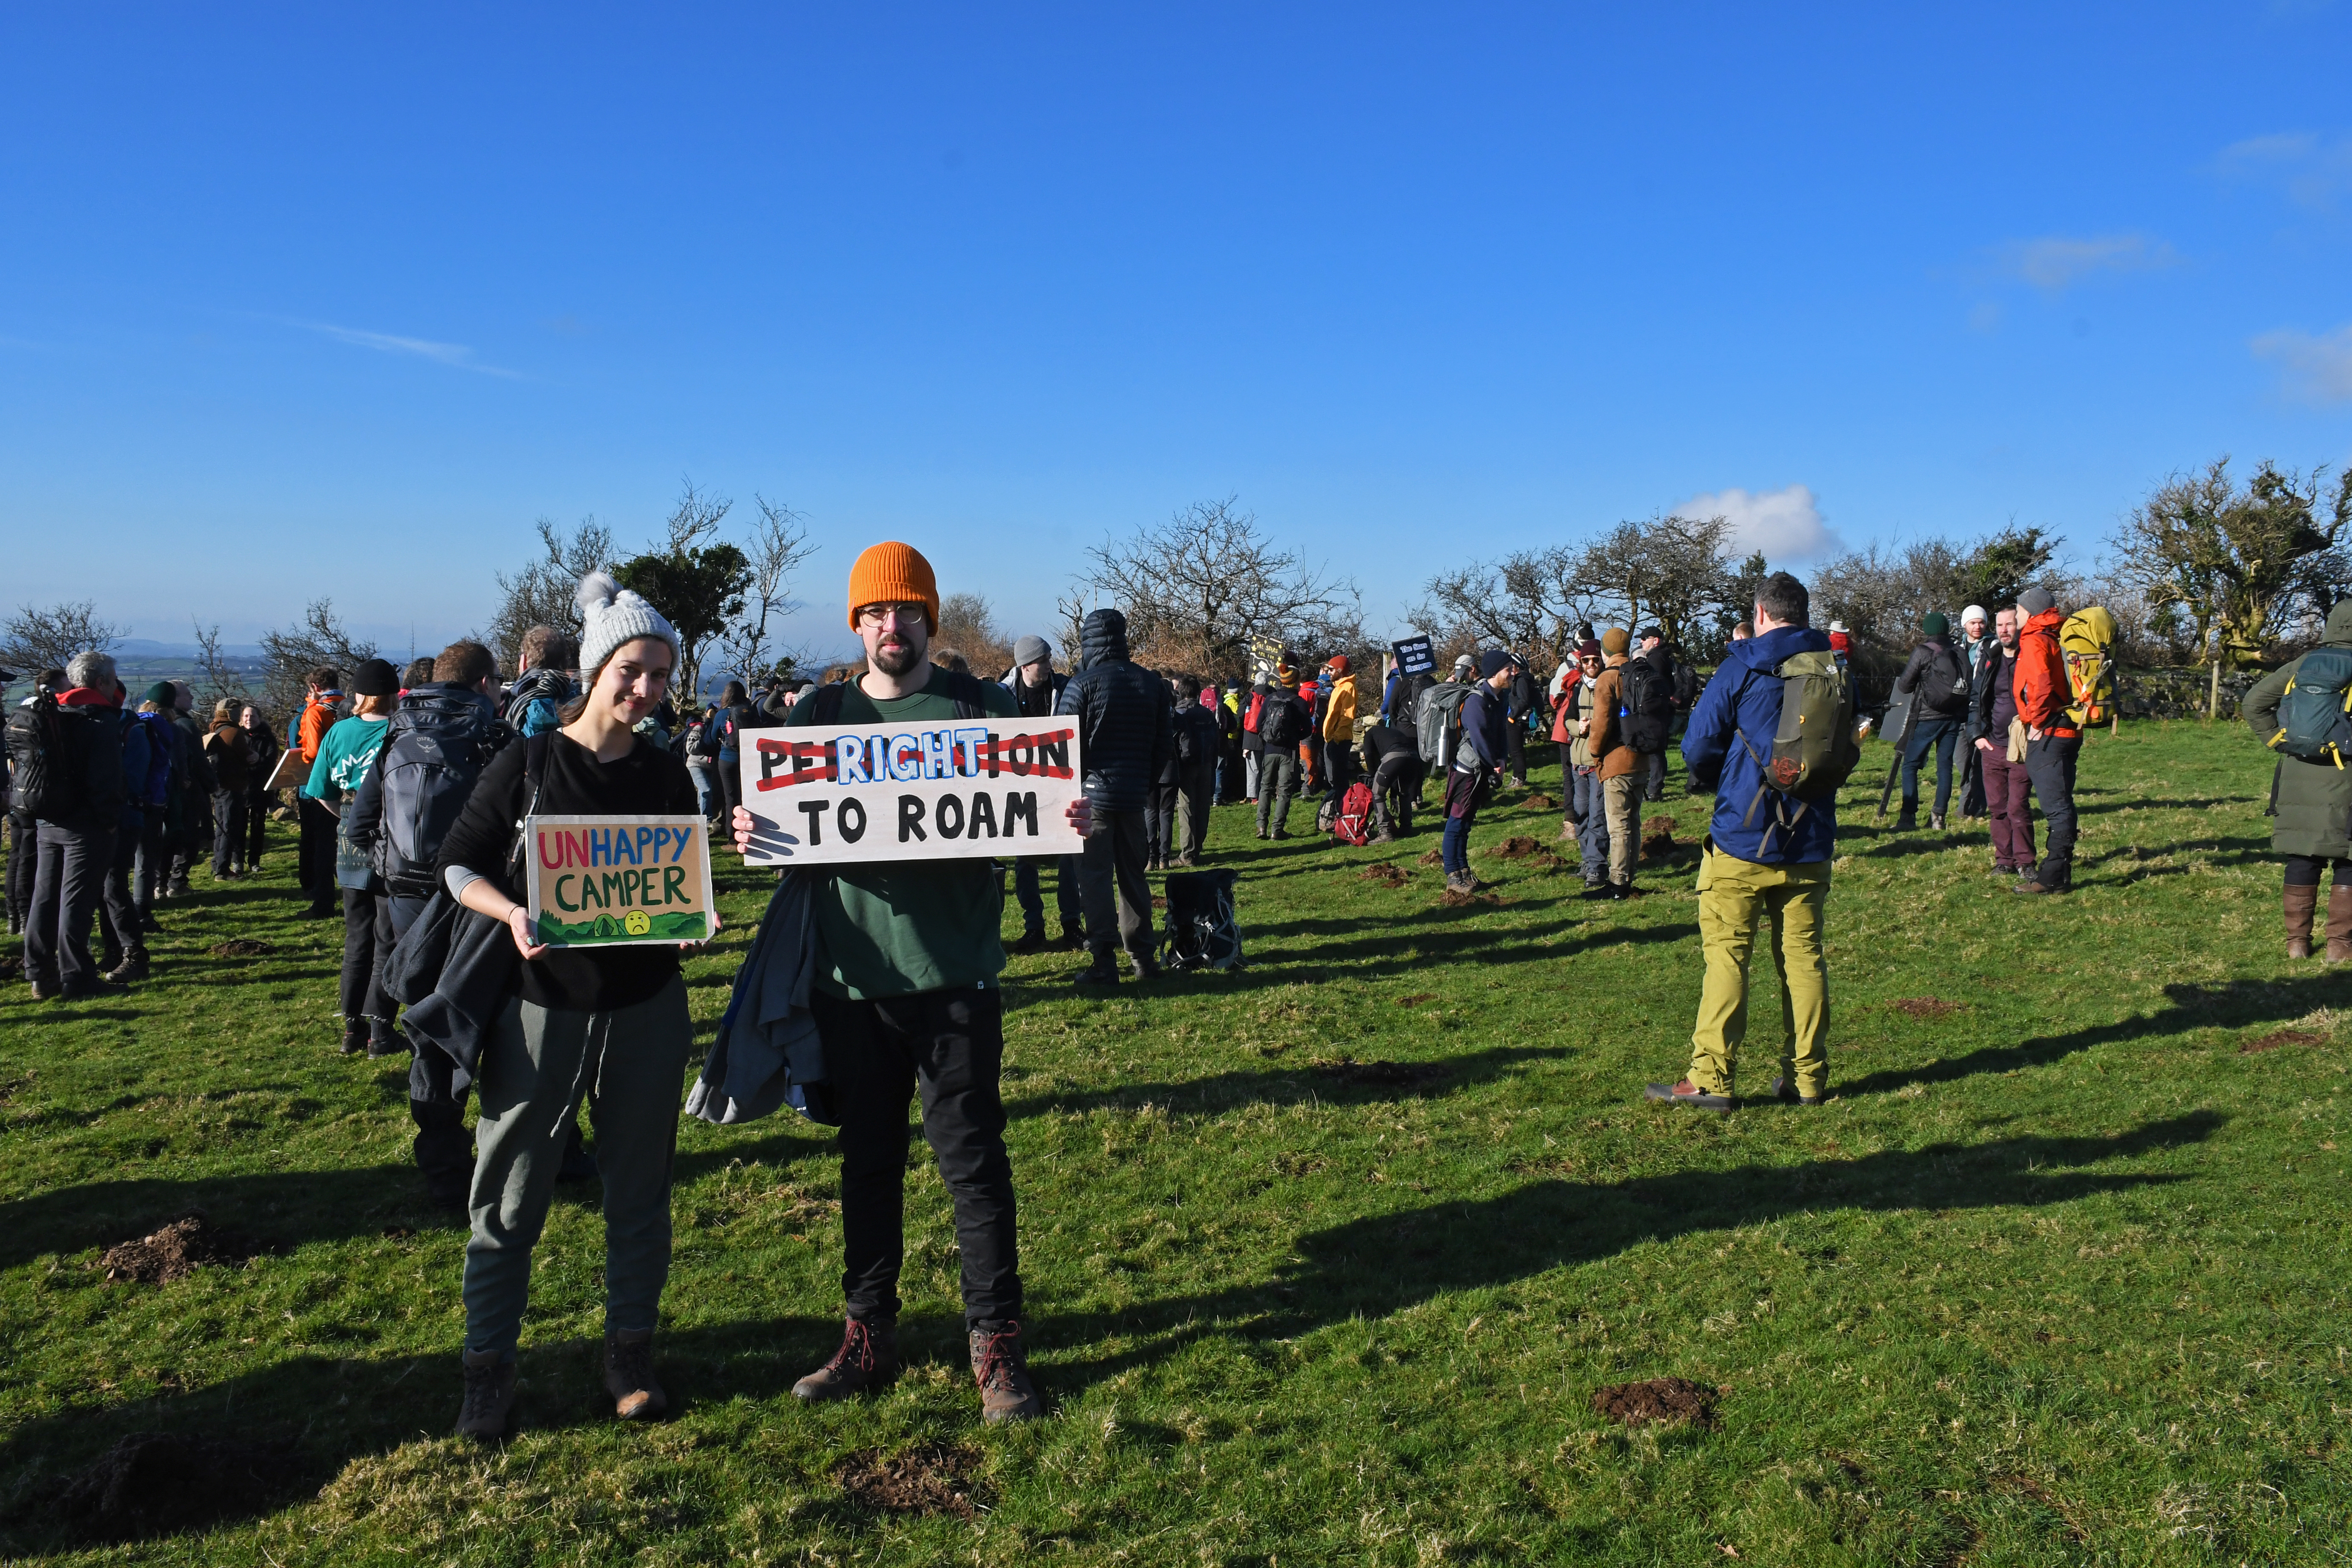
[1687,844,1831,1098]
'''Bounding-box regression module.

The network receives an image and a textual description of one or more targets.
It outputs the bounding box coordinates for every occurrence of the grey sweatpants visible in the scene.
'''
[463,974,693,1361]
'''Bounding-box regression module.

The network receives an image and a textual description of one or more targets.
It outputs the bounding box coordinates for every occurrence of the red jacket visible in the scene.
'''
[2011,608,2074,736]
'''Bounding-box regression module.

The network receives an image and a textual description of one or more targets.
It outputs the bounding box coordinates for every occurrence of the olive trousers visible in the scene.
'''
[1685,844,1831,1100]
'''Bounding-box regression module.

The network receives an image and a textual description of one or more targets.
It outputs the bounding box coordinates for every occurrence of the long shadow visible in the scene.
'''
[1838,977,2352,1097]
[0,1164,460,1274]
[1001,1044,1563,1120]
[2077,796,2243,816]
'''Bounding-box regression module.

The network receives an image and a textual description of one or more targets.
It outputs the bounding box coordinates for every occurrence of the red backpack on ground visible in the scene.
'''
[1331,780,1374,846]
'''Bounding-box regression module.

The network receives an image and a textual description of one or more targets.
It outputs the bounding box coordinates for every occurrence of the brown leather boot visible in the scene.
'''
[603,1329,666,1421]
[970,1320,1045,1424]
[792,1316,898,1403]
[2286,883,2320,959]
[2326,885,2352,964]
[455,1349,517,1441]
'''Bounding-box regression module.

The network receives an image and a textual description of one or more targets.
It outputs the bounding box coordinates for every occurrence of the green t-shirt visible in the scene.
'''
[302,715,390,803]
[785,672,1020,999]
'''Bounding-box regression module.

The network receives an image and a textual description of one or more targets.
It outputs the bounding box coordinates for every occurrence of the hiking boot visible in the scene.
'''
[793,1316,899,1403]
[1644,1079,1733,1113]
[367,1021,408,1058]
[167,879,191,898]
[339,1024,368,1055]
[139,910,163,934]
[1444,869,1474,894]
[1072,948,1121,987]
[1929,812,1947,831]
[970,1321,1045,1424]
[1128,952,1161,981]
[1008,928,1048,955]
[28,975,57,1002]
[455,1349,517,1441]
[1369,830,1396,845]
[1608,880,1636,901]
[2327,885,2352,964]
[1769,1076,1825,1106]
[303,903,338,920]
[1893,810,1918,832]
[104,947,149,983]
[2286,883,2320,960]
[2011,877,2059,896]
[603,1329,667,1421]
[1057,926,1089,952]
[1272,829,1291,841]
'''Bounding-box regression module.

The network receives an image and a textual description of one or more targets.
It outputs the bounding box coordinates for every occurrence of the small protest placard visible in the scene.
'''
[735,719,1086,867]
[523,816,717,947]
[1391,635,1437,677]
[263,747,308,794]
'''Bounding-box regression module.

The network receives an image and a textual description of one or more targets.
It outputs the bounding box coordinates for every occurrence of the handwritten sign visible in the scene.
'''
[523,815,716,947]
[734,719,1086,866]
[1391,635,1436,677]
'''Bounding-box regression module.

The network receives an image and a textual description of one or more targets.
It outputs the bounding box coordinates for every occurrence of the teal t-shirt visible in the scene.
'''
[785,672,1020,999]
[303,715,390,803]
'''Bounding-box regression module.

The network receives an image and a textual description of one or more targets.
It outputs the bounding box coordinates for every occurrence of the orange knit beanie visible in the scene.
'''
[844,542,939,633]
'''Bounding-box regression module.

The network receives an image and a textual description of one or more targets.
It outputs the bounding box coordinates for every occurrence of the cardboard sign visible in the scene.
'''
[262,746,308,793]
[735,719,1086,866]
[524,815,717,947]
[1391,635,1437,677]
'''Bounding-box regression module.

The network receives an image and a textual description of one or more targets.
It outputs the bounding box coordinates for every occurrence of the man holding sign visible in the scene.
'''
[732,541,1084,1425]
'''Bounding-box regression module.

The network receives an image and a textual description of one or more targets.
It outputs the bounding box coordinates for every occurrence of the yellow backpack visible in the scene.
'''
[2060,607,2118,728]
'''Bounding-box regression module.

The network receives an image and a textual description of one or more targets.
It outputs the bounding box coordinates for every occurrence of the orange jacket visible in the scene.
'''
[298,698,339,763]
[2010,609,2074,735]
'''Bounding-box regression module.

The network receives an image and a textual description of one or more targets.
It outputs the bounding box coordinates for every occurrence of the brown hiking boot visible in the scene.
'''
[2327,885,2352,964]
[603,1329,667,1420]
[455,1349,517,1441]
[104,947,149,983]
[792,1316,898,1403]
[2286,883,2320,960]
[970,1320,1045,1424]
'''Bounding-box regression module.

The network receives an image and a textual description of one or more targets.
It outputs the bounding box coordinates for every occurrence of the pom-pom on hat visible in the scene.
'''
[575,570,682,682]
[846,542,940,634]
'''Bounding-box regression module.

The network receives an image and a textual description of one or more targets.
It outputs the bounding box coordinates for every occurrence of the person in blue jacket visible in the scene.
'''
[1646,571,1836,1112]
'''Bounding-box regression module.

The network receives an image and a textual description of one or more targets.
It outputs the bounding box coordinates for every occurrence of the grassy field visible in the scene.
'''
[1,721,2346,1565]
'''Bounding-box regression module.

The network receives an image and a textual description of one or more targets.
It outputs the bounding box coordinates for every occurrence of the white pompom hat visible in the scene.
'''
[574,570,681,681]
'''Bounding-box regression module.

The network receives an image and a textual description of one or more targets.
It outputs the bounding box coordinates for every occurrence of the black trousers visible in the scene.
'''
[4,812,33,931]
[128,808,167,913]
[2024,734,2082,890]
[341,887,397,1027]
[26,822,128,994]
[100,827,142,964]
[1324,739,1357,799]
[298,796,337,904]
[211,789,247,875]
[816,986,1020,1328]
[1078,806,1152,958]
[1145,782,1178,863]
[1371,754,1416,836]
[1174,767,1213,861]
[1505,722,1526,782]
[2285,855,2352,887]
[244,785,272,867]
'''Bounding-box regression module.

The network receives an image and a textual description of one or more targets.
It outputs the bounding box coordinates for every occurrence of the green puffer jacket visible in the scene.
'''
[2243,600,2352,860]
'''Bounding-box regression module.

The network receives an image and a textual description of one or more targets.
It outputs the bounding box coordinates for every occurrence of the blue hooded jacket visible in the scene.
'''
[1679,624,1839,865]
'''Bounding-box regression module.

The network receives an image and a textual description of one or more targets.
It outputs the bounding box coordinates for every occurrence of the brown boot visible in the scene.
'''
[970,1320,1045,1424]
[454,1349,517,1441]
[603,1329,667,1421]
[2286,883,2320,960]
[792,1316,898,1403]
[2327,885,2352,964]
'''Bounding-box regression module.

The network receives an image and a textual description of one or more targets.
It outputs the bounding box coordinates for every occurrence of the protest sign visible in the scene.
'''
[263,746,308,794]
[1391,635,1436,677]
[735,718,1086,867]
[523,815,716,947]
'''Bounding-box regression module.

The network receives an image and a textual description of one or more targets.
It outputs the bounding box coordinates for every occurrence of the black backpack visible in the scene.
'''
[1160,868,1244,970]
[1619,657,1674,754]
[1258,692,1305,750]
[373,692,510,896]
[5,694,118,823]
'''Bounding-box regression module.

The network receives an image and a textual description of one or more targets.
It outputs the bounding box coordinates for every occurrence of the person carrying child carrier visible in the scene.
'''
[2246,596,2352,961]
[1646,571,1854,1112]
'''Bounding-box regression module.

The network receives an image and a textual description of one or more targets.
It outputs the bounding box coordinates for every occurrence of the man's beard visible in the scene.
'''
[871,636,925,677]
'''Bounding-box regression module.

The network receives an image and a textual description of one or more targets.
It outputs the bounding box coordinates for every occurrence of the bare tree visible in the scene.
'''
[935,591,1015,677]
[1568,513,1736,652]
[259,599,378,725]
[191,619,248,707]
[1078,498,1360,679]
[713,494,818,690]
[1416,547,1597,670]
[0,600,125,678]
[491,516,616,671]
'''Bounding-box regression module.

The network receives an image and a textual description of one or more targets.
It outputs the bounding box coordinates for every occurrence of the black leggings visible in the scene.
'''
[2284,855,2352,888]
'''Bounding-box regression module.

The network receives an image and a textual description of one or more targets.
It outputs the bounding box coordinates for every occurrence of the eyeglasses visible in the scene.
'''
[856,602,927,626]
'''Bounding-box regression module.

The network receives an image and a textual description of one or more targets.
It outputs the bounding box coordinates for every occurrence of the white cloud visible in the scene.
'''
[292,319,519,377]
[1676,483,1840,563]
[2213,130,2352,209]
[1996,233,2176,291]
[2252,323,2352,403]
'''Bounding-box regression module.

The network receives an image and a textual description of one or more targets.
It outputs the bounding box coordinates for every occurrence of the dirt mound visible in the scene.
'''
[97,1212,261,1284]
[1360,863,1409,885]
[1312,1056,1447,1087]
[2242,1029,2327,1054]
[833,1443,984,1519]
[1439,887,1502,907]
[1488,836,1546,859]
[1417,849,1444,866]
[1592,1377,1722,1429]
[1639,818,1678,861]
[1892,997,1963,1019]
[1523,792,1557,809]
[209,938,275,958]
[54,1432,308,1540]
[1394,993,1436,1008]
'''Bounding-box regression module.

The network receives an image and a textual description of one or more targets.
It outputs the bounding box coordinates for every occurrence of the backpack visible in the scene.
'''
[1917,641,1970,718]
[1735,649,1860,852]
[1331,779,1374,846]
[1419,682,1471,764]
[2268,644,2352,766]
[1258,692,1305,750]
[800,670,991,726]
[1175,709,1203,766]
[131,712,176,808]
[1160,868,1243,970]
[5,693,78,820]
[2060,607,2118,729]
[1619,656,1675,753]
[373,694,508,896]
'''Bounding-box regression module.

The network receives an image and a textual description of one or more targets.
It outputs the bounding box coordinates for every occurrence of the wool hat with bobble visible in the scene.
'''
[575,570,682,680]
[845,542,940,634]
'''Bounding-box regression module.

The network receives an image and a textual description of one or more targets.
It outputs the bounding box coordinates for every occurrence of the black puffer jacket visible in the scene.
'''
[1054,610,1174,811]
[1895,636,1970,720]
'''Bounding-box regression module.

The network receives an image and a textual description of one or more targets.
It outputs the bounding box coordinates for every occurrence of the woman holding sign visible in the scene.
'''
[433,572,705,1442]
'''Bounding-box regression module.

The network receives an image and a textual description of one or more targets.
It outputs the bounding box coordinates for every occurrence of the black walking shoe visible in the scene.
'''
[455,1350,518,1441]
[339,1026,368,1056]
[1008,928,1048,955]
[1769,1077,1824,1107]
[1128,952,1161,981]
[793,1317,900,1403]
[1644,1079,1733,1113]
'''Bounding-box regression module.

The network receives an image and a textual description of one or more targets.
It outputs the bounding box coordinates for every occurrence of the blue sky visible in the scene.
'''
[4,3,2349,664]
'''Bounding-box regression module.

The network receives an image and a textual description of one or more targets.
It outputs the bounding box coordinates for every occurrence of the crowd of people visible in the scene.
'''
[2,539,2136,1440]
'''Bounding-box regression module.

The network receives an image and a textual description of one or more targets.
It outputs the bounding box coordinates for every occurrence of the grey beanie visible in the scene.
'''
[2016,586,2055,617]
[574,570,681,683]
[1013,634,1050,668]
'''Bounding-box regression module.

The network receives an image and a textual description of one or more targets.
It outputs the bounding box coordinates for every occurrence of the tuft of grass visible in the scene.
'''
[2,721,2349,1562]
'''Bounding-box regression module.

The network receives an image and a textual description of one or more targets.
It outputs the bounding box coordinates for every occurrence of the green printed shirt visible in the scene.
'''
[784,673,1020,999]
[302,715,390,803]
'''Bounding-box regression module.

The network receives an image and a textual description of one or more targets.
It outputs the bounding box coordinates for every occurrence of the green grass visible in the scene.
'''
[2,721,2347,1564]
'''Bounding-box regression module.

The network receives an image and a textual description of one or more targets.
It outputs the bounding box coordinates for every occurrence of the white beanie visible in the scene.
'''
[574,570,681,683]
